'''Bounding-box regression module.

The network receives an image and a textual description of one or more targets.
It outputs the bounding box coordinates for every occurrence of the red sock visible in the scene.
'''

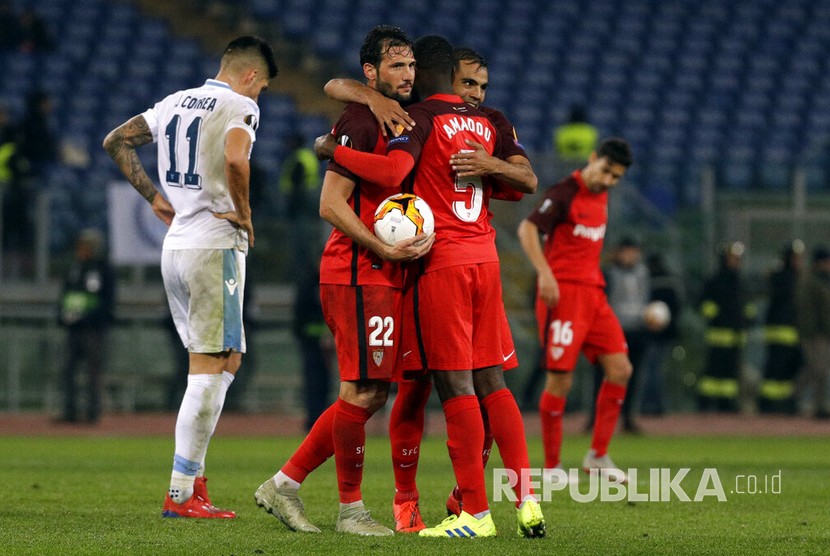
[591,381,627,457]
[539,391,566,469]
[389,379,432,503]
[483,388,533,504]
[443,395,488,515]
[480,404,494,468]
[282,403,336,483]
[333,398,372,503]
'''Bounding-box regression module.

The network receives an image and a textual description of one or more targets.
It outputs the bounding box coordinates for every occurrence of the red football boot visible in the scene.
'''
[162,478,236,519]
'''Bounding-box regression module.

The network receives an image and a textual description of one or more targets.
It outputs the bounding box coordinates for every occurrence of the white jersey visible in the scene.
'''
[143,79,259,251]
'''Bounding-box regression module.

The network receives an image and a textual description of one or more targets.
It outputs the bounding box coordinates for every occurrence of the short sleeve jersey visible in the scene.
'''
[387,93,500,272]
[527,170,607,287]
[143,79,259,251]
[320,103,403,288]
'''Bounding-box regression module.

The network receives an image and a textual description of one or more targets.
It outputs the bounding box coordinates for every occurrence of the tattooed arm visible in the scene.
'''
[103,115,175,226]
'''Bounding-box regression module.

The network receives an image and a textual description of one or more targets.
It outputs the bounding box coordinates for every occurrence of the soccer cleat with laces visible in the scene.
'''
[516,499,546,538]
[254,479,321,533]
[582,449,628,483]
[445,486,463,516]
[393,500,426,533]
[336,503,394,536]
[162,490,237,519]
[418,511,497,538]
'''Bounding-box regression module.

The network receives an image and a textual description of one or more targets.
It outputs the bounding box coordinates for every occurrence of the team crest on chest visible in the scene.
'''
[372,349,384,367]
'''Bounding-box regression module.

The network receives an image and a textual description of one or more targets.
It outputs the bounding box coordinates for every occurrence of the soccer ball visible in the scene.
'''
[643,300,671,331]
[373,193,434,246]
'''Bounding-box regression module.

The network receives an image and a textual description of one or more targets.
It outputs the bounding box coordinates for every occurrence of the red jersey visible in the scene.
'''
[527,170,607,288]
[320,103,403,288]
[481,106,526,160]
[481,105,526,203]
[388,93,501,272]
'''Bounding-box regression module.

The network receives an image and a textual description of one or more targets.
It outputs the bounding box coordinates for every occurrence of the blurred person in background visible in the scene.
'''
[553,104,598,173]
[794,246,830,419]
[3,90,57,277]
[278,132,322,268]
[759,240,804,414]
[697,242,757,412]
[639,252,683,416]
[57,229,116,424]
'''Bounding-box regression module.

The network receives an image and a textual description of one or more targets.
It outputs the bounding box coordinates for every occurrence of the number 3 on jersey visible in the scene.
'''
[453,149,484,222]
[165,115,202,189]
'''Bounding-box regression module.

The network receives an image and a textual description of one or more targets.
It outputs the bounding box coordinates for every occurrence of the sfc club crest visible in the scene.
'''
[550,346,564,361]
[372,349,384,367]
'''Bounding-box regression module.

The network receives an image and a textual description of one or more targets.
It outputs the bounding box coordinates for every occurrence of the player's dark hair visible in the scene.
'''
[223,35,279,79]
[360,25,412,68]
[596,137,633,168]
[454,47,487,70]
[413,35,455,75]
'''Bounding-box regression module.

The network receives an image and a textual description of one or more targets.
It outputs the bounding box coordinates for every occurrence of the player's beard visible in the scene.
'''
[377,78,412,103]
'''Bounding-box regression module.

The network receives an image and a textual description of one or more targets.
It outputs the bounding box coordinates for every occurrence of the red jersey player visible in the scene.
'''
[320,46,536,533]
[254,26,433,537]
[517,137,634,484]
[315,35,544,539]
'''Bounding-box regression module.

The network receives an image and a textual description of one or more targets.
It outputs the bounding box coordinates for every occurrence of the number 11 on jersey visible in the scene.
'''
[165,115,203,189]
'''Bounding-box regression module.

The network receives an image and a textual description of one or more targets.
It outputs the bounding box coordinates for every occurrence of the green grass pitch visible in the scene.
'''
[2,433,828,555]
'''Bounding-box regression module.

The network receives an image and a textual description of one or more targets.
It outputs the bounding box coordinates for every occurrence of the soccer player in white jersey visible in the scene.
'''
[103,36,278,518]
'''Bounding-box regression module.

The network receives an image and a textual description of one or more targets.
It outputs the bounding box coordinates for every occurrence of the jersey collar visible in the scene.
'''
[205,79,231,90]
[425,93,465,103]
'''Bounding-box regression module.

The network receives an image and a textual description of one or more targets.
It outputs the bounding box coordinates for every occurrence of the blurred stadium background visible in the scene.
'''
[2,0,830,416]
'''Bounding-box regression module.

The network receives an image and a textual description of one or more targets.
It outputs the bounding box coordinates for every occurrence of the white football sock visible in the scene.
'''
[199,371,235,474]
[169,373,224,502]
[273,470,301,490]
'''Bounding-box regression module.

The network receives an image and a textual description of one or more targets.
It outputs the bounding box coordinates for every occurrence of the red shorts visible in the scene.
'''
[535,281,627,371]
[404,262,511,372]
[321,284,403,382]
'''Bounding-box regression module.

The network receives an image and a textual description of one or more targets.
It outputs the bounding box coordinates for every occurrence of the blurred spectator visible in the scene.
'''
[3,91,59,277]
[293,257,334,430]
[17,7,54,52]
[759,240,804,414]
[278,133,321,266]
[56,229,116,423]
[0,104,17,186]
[794,246,830,419]
[697,242,756,412]
[553,104,598,171]
[640,253,683,416]
[17,90,58,173]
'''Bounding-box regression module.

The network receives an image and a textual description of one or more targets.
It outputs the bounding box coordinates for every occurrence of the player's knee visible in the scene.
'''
[605,360,633,384]
[367,388,389,413]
